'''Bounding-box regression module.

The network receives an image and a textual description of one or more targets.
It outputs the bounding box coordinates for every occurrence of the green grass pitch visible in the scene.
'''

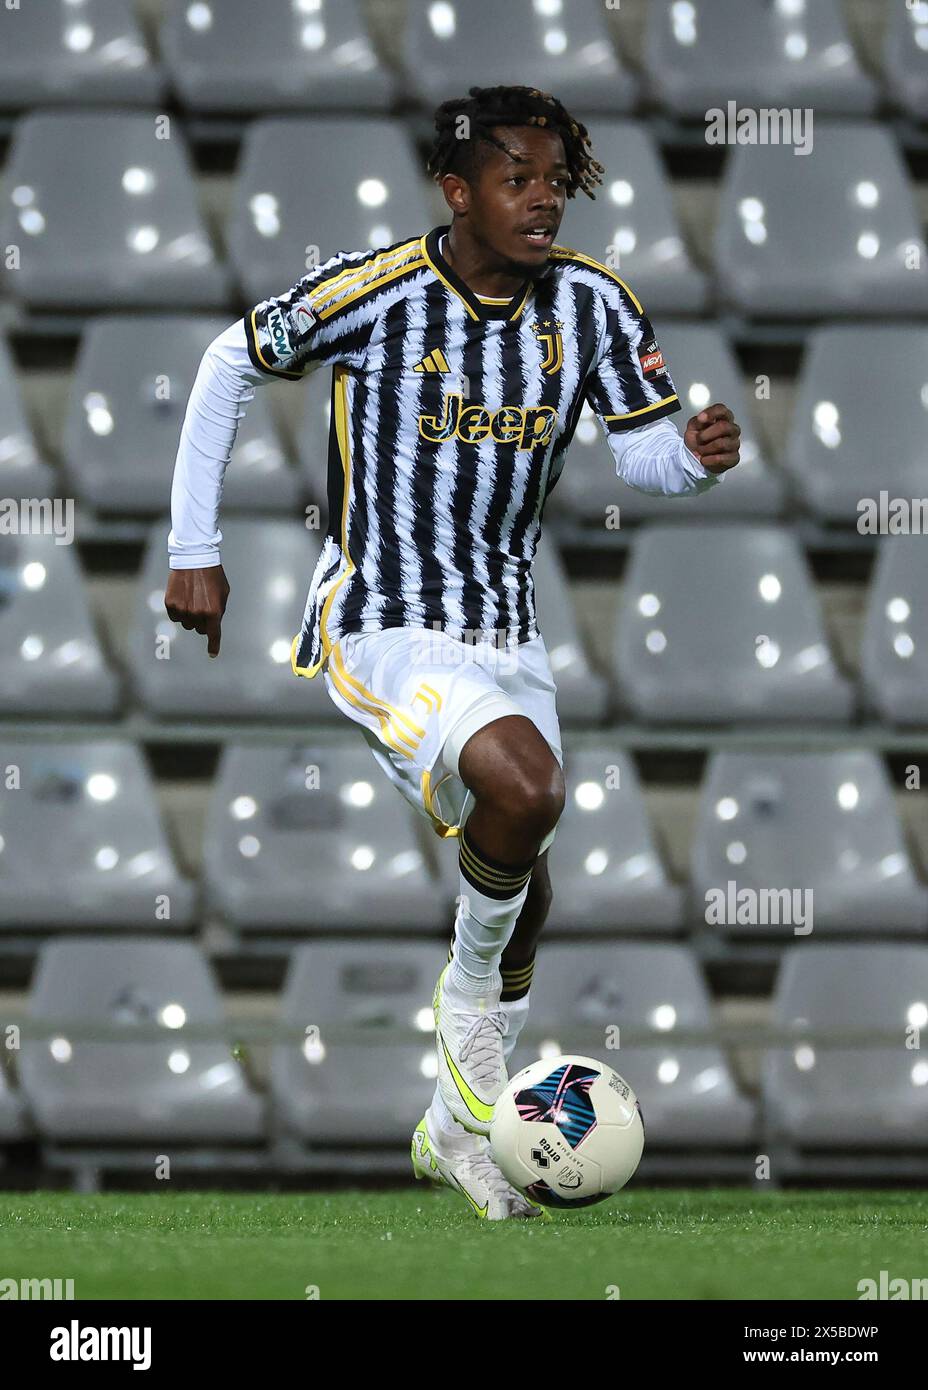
[0,1190,924,1300]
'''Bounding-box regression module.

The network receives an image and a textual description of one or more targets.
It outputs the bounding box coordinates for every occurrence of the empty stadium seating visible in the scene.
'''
[885,0,928,118]
[543,745,684,931]
[860,537,928,727]
[401,0,638,112]
[203,741,444,931]
[0,111,229,309]
[0,0,164,108]
[0,532,121,717]
[162,0,395,113]
[0,740,196,929]
[227,117,432,305]
[643,0,877,117]
[1,0,925,1187]
[784,325,928,525]
[0,334,55,497]
[714,122,928,317]
[20,938,264,1141]
[271,941,442,1144]
[690,751,928,936]
[763,945,928,1150]
[612,524,854,723]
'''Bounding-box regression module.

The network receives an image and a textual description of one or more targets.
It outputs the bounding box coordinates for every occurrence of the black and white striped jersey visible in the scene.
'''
[241,225,683,678]
[168,223,718,678]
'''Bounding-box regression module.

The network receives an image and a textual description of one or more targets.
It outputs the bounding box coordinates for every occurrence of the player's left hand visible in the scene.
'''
[684,403,740,474]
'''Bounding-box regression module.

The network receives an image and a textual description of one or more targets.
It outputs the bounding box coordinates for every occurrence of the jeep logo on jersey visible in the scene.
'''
[418,393,558,450]
[267,306,295,360]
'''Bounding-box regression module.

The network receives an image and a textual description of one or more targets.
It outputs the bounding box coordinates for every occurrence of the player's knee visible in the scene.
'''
[498,758,565,838]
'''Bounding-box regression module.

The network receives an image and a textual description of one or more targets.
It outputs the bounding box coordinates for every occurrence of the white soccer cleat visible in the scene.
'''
[432,964,508,1136]
[411,1112,543,1221]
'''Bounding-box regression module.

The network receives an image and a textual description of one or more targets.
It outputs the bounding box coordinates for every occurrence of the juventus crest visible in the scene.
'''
[532,317,564,375]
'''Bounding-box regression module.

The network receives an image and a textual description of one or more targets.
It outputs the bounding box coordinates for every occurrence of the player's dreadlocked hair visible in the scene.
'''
[427,85,604,200]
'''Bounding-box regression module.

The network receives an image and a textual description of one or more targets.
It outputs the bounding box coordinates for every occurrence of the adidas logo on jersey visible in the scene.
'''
[413,349,451,374]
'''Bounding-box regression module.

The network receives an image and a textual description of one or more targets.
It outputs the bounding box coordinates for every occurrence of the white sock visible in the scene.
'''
[500,991,532,1067]
[449,824,535,996]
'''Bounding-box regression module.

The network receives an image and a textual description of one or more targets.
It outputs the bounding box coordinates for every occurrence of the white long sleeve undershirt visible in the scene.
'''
[167,320,262,569]
[607,414,721,496]
[167,323,721,570]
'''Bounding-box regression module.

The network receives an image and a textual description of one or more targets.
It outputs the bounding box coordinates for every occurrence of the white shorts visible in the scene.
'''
[321,627,563,850]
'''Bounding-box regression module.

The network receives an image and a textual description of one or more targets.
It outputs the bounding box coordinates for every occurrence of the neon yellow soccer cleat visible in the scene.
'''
[432,964,507,1137]
[411,1113,544,1221]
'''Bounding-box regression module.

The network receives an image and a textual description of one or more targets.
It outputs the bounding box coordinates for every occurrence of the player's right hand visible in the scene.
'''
[164,565,230,658]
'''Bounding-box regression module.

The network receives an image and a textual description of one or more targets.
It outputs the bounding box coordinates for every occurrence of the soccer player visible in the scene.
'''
[165,86,740,1219]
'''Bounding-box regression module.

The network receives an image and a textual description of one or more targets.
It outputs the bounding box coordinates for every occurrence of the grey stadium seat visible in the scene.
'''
[714,121,928,318]
[612,523,853,724]
[131,518,337,722]
[0,111,228,310]
[401,0,637,112]
[0,740,196,930]
[885,0,928,119]
[227,118,432,306]
[512,944,755,1147]
[0,0,164,107]
[0,1065,29,1142]
[644,0,875,118]
[203,742,444,931]
[554,321,784,524]
[559,121,706,314]
[763,945,928,1148]
[20,939,264,1142]
[62,316,300,516]
[162,0,393,111]
[0,333,55,497]
[531,534,609,725]
[271,941,442,1144]
[544,745,683,931]
[784,326,928,524]
[0,532,120,717]
[690,751,928,936]
[860,537,928,727]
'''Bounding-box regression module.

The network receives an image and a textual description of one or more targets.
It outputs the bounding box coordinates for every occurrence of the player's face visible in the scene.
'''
[471,126,568,276]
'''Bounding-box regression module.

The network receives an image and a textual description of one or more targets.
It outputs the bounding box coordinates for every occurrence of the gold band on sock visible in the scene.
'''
[459,824,536,901]
[500,957,535,1002]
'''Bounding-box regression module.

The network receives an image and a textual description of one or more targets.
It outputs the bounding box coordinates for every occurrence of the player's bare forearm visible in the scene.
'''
[683,402,741,474]
[164,565,230,658]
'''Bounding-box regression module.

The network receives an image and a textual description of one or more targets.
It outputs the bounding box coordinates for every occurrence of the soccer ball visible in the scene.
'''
[489,1054,644,1208]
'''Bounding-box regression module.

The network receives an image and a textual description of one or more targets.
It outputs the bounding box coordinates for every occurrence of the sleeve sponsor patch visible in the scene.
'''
[639,339,668,378]
[266,306,295,361]
[249,288,320,375]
